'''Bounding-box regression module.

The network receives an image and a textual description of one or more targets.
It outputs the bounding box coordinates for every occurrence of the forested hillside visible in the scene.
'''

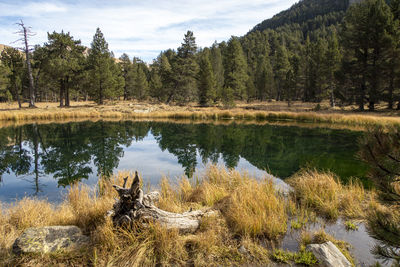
[1,0,399,111]
[251,0,349,36]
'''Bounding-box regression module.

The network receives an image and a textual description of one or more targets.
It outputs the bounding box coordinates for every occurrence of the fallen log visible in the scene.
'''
[109,171,215,233]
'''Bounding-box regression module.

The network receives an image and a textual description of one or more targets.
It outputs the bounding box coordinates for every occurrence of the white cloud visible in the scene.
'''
[0,0,298,62]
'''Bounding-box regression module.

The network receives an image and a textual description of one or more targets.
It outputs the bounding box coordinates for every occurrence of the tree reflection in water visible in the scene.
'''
[0,120,368,193]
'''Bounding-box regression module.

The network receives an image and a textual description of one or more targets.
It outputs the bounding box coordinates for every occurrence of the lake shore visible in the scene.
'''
[1,100,400,129]
[0,165,381,266]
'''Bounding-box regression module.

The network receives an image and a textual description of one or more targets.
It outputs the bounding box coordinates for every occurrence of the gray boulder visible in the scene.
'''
[13,225,89,254]
[306,241,352,267]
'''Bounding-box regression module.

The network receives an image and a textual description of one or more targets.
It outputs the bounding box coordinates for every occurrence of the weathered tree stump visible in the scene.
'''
[109,171,214,233]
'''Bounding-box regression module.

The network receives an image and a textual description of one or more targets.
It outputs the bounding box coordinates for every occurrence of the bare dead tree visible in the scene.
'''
[109,171,216,233]
[13,20,36,108]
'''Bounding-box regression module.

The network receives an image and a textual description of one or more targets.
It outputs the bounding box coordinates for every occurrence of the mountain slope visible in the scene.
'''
[250,0,349,34]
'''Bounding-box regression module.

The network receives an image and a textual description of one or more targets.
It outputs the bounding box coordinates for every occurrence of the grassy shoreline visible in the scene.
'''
[0,166,376,266]
[1,101,400,129]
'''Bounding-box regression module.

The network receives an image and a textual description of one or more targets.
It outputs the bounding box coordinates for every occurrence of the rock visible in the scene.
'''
[13,226,89,254]
[306,241,352,267]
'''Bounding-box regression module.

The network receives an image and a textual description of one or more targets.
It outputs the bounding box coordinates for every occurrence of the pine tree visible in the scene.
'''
[273,44,290,101]
[341,0,394,110]
[225,36,248,100]
[303,36,313,102]
[87,28,124,104]
[119,53,134,100]
[325,31,341,107]
[387,0,400,109]
[255,54,274,101]
[173,31,199,104]
[210,42,224,101]
[1,47,24,108]
[134,64,149,100]
[45,31,85,107]
[149,68,163,101]
[312,38,328,102]
[286,54,301,107]
[359,126,400,263]
[198,48,216,106]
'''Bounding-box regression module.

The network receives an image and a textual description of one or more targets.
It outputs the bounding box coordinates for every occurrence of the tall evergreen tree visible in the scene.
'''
[325,31,341,107]
[133,64,149,100]
[172,31,199,104]
[149,67,162,101]
[387,0,400,109]
[312,38,328,102]
[341,0,394,110]
[286,54,301,106]
[210,43,224,101]
[273,44,290,101]
[87,28,124,104]
[119,53,134,100]
[224,36,248,100]
[45,31,85,107]
[198,48,216,106]
[1,47,24,108]
[255,54,274,101]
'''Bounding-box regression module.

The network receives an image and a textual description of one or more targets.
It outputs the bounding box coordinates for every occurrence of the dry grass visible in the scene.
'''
[287,170,373,220]
[0,166,374,266]
[1,100,400,129]
[158,166,288,238]
[0,166,281,266]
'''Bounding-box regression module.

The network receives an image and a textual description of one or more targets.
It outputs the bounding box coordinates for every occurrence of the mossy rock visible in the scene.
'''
[13,226,89,254]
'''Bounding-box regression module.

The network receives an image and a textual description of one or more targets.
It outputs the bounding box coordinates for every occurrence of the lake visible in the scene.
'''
[0,120,368,203]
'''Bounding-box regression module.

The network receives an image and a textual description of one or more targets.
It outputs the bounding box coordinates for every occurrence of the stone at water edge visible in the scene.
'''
[13,225,89,254]
[306,241,352,267]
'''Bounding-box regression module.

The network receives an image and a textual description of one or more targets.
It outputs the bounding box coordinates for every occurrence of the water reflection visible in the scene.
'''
[0,120,368,199]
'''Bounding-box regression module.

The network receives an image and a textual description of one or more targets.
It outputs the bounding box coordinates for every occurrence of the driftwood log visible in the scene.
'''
[110,171,214,233]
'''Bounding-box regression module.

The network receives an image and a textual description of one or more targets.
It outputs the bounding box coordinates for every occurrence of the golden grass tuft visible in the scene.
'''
[222,179,287,238]
[67,183,114,232]
[287,169,371,220]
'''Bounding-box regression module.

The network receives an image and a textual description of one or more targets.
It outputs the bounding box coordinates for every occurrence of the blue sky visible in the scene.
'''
[0,0,298,62]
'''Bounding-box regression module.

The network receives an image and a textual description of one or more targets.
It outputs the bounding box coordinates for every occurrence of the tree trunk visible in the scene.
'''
[14,82,21,109]
[388,73,394,110]
[59,80,64,107]
[330,85,335,108]
[21,24,35,108]
[368,101,375,111]
[359,84,365,111]
[65,86,70,107]
[99,82,103,105]
[110,172,215,233]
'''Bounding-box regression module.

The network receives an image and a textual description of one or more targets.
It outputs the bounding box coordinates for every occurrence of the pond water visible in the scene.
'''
[0,120,368,203]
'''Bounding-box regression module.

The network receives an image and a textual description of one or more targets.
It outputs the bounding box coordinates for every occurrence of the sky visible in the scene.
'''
[0,0,298,62]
